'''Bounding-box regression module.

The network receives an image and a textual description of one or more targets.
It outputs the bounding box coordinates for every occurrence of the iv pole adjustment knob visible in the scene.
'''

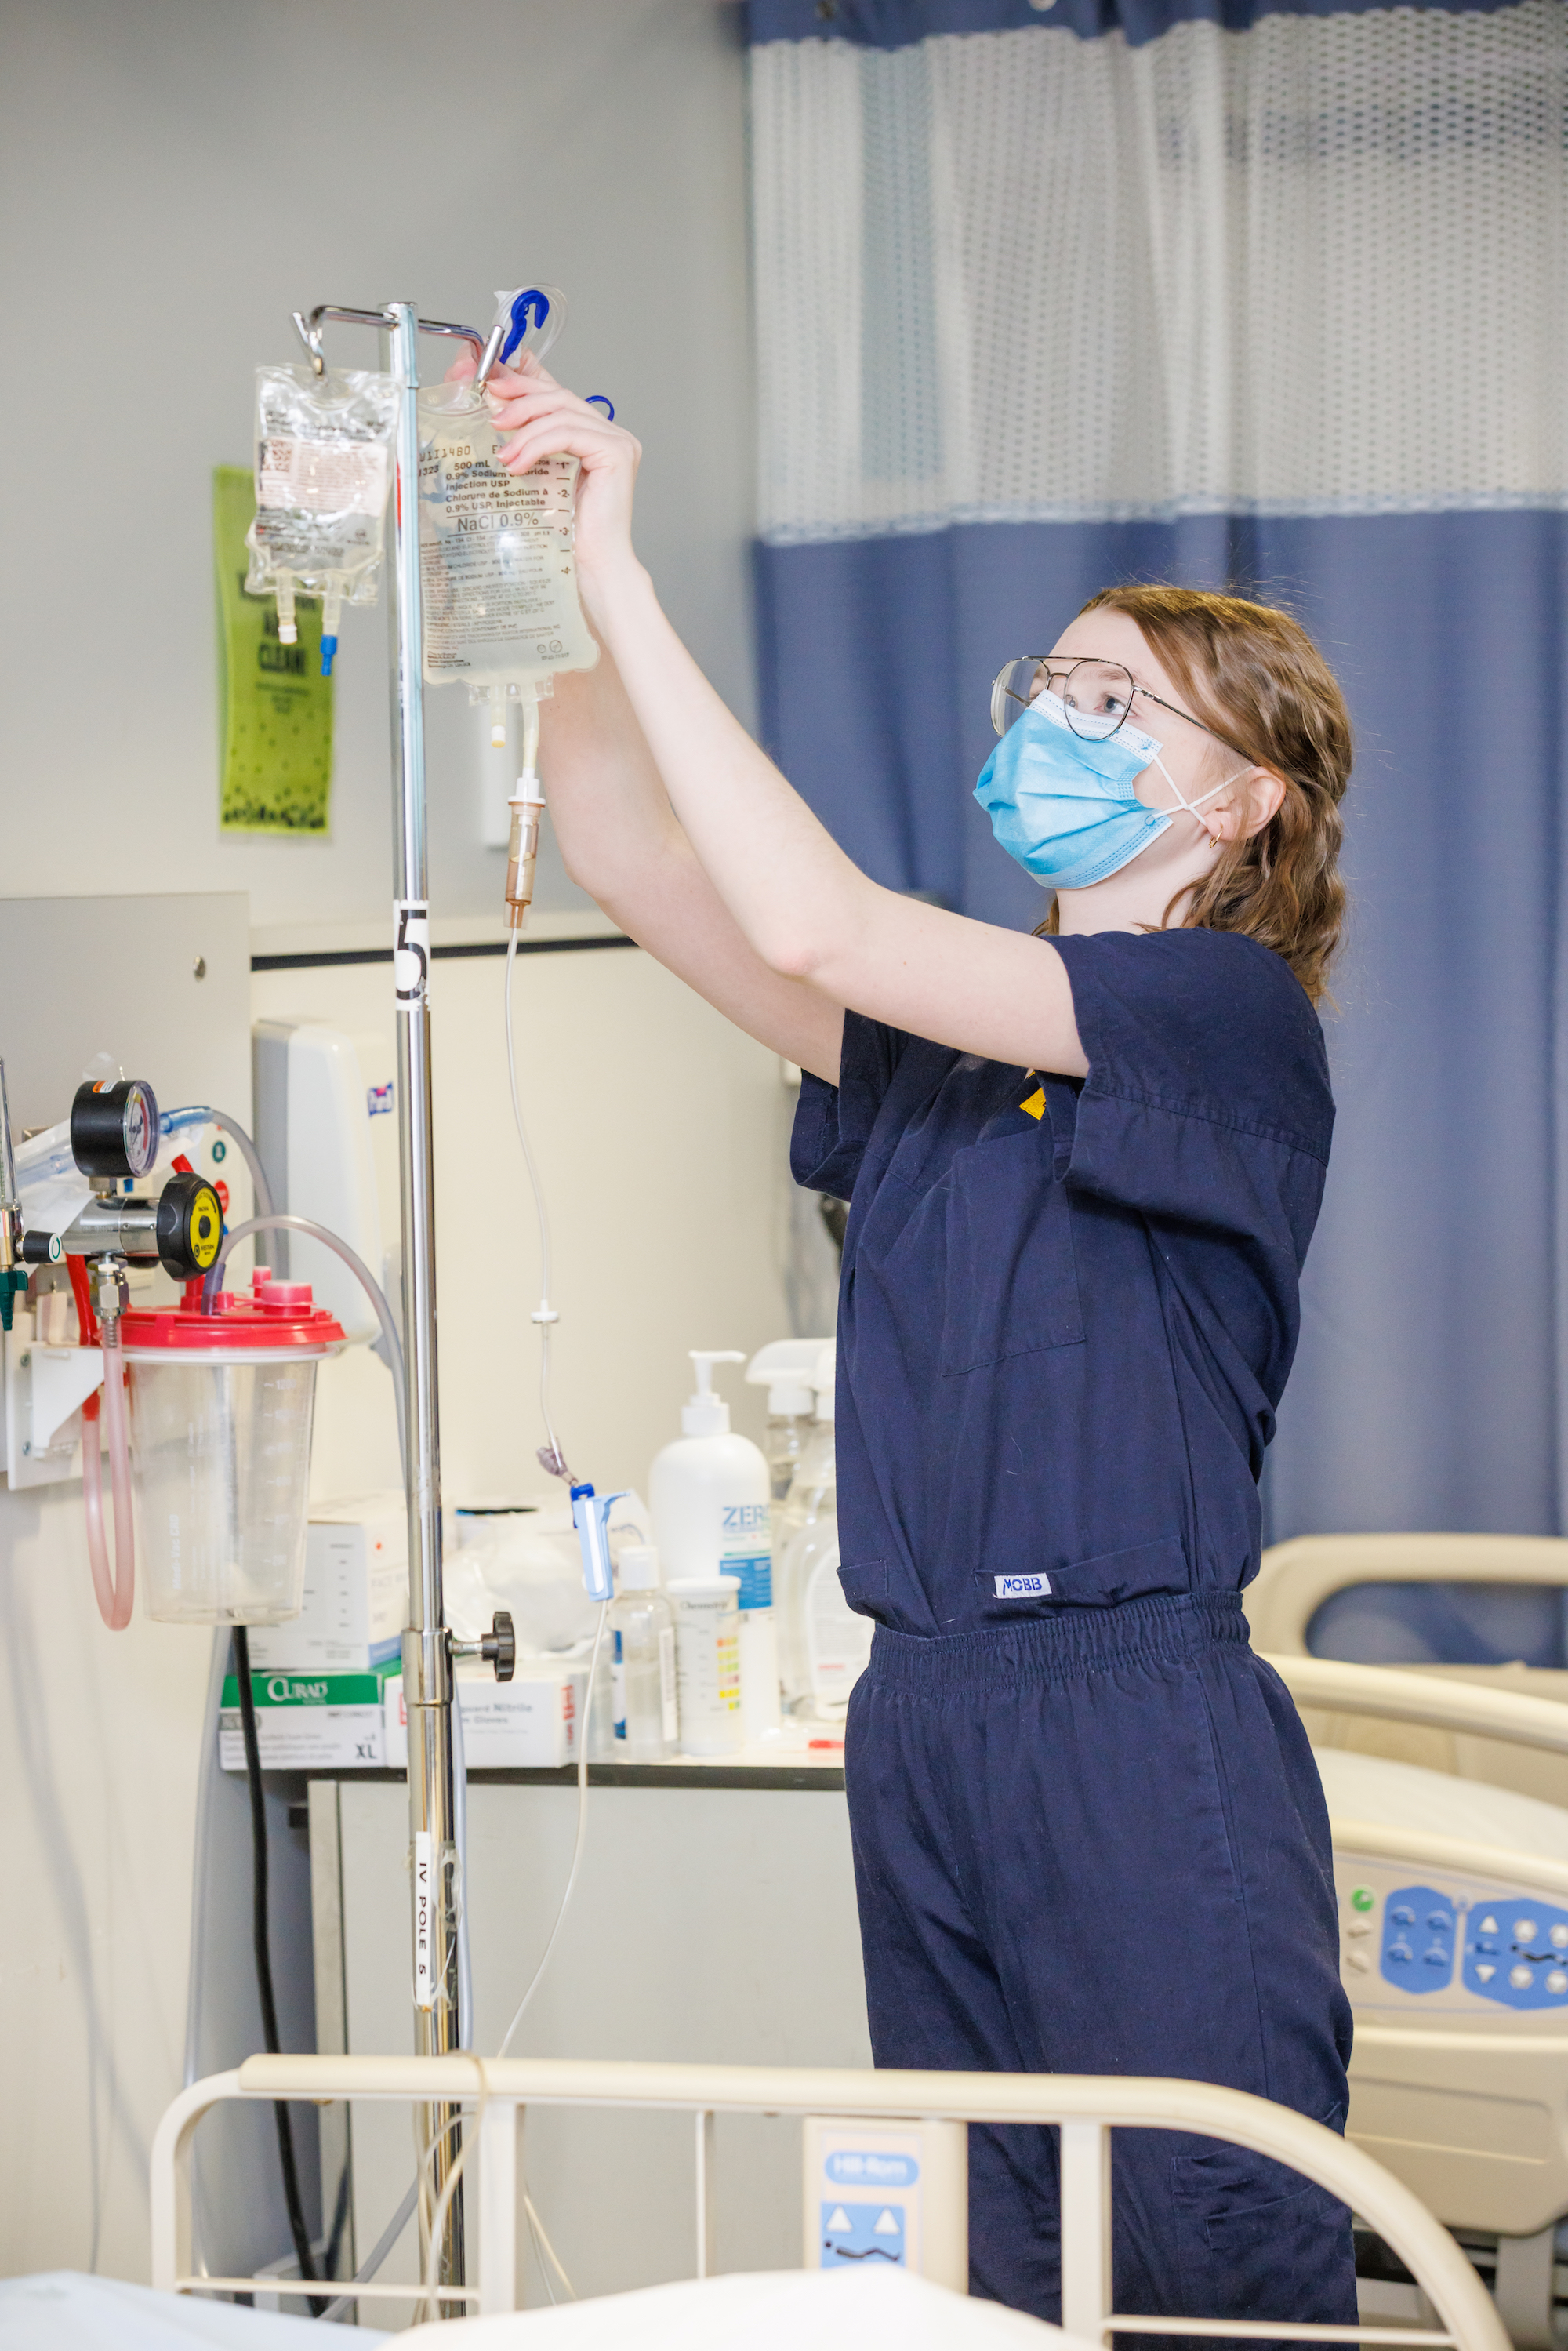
[482,1610,516,1682]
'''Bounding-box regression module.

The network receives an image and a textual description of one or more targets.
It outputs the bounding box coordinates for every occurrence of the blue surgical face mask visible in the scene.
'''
[974,689,1232,892]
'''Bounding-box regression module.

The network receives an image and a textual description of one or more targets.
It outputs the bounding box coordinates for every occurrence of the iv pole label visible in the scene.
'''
[394,901,430,1006]
[413,1828,434,2008]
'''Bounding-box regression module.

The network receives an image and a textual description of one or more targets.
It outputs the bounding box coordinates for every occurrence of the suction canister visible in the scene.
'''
[119,1271,345,1624]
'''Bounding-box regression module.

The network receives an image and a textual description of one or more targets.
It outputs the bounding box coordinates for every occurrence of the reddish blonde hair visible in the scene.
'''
[1056,584,1352,1003]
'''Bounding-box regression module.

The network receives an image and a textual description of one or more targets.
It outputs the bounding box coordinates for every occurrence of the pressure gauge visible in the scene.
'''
[71,1077,161,1180]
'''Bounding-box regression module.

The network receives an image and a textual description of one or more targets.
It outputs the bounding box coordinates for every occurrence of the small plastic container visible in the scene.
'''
[119,1273,345,1625]
[667,1575,743,1756]
[611,1543,679,1762]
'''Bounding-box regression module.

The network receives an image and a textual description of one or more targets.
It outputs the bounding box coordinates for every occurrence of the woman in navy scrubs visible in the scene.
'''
[477,353,1356,2332]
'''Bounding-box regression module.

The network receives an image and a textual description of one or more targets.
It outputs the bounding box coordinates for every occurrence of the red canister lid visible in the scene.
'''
[120,1269,346,1352]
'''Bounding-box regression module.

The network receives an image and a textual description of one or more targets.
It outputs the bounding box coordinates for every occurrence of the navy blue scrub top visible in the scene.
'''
[790,928,1334,1636]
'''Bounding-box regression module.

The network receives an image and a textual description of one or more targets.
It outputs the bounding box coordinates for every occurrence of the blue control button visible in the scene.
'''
[1380,1887,1457,1993]
[1465,1899,1568,2011]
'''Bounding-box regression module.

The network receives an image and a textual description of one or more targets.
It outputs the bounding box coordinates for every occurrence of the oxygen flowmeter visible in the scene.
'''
[13,1078,223,1286]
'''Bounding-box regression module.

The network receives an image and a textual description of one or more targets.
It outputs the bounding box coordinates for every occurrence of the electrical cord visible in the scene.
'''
[318,2180,418,2326]
[233,1626,325,2316]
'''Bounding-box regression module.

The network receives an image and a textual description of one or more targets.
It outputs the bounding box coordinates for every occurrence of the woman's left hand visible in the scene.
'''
[468,354,644,616]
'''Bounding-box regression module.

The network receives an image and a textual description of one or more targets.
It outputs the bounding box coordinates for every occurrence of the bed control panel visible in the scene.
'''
[1336,1858,1568,2017]
[1378,1884,1455,1988]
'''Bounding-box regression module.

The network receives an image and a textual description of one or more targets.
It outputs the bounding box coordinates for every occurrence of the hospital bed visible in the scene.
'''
[151,2054,1507,2347]
[1252,1534,1568,2349]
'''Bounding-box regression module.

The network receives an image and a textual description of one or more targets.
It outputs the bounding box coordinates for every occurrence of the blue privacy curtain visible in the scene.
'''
[748,0,1568,1543]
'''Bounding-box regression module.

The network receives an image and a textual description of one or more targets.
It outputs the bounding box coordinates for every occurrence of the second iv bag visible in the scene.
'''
[418,285,598,741]
[245,365,398,676]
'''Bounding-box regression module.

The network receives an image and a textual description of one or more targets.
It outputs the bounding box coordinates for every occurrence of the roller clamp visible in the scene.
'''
[571,1482,628,1604]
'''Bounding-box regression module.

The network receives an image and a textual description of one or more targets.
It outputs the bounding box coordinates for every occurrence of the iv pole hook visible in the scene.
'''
[290,310,327,376]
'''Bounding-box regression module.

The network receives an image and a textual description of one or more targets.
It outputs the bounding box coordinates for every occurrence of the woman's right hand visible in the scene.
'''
[473,354,644,619]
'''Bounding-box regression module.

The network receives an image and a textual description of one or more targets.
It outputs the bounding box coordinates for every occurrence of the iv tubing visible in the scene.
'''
[201,1214,405,1482]
[497,1597,608,2058]
[159,1107,274,1223]
[504,931,564,1472]
[82,1327,134,1631]
[452,1691,474,2048]
[422,1610,608,2294]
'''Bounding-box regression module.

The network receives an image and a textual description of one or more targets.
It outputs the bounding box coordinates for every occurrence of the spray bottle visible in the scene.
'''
[648,1350,779,1742]
[745,1337,830,1503]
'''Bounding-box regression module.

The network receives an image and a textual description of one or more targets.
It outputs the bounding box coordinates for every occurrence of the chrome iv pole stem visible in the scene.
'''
[385,296,465,2300]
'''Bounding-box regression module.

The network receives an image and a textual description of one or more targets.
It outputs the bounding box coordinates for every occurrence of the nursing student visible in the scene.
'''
[470,351,1357,2333]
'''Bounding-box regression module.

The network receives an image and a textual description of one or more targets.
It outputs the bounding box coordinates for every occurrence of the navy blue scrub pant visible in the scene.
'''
[844,1591,1358,2332]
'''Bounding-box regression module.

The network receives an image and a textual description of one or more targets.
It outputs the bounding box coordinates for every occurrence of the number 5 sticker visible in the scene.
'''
[394,900,430,1006]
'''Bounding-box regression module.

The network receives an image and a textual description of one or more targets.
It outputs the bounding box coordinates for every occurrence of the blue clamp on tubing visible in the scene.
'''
[502,289,552,366]
[321,634,338,678]
[585,396,615,421]
[571,1482,628,1603]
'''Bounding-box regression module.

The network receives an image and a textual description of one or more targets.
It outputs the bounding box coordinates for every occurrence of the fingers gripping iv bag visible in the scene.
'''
[245,366,399,677]
[417,284,598,754]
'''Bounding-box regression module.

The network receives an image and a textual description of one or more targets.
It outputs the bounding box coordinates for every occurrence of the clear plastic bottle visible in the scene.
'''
[775,1372,838,1712]
[771,1341,836,1561]
[745,1340,830,1503]
[764,1382,815,1504]
[609,1544,679,1762]
[650,1350,779,1740]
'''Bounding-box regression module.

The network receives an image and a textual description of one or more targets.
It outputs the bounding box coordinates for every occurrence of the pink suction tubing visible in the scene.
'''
[82,1328,134,1631]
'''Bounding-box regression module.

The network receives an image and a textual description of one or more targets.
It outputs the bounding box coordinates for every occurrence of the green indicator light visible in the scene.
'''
[1351,1888,1376,1913]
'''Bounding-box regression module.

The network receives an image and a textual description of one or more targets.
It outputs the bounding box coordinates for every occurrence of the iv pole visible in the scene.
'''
[286,295,510,2305]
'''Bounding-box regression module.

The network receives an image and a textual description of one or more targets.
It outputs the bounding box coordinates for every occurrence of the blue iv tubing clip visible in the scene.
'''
[571,1483,628,1602]
[585,396,615,420]
[501,289,552,365]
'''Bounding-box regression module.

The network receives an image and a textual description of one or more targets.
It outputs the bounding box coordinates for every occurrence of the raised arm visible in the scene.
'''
[540,650,845,1083]
[488,358,1090,1081]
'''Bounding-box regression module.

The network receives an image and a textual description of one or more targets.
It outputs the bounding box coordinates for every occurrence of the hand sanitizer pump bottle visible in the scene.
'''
[649,1350,781,1742]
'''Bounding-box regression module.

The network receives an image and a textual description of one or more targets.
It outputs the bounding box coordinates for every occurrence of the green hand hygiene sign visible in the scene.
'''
[213,464,333,835]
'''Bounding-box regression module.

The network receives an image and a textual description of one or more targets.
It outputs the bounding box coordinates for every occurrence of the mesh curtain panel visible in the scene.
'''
[749,0,1568,1542]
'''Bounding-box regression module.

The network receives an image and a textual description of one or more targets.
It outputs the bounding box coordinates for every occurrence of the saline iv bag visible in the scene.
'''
[418,289,598,722]
[245,365,398,676]
[419,285,601,930]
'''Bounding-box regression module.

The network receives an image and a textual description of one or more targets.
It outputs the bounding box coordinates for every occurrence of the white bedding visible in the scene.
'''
[423,2266,1088,2346]
[1314,1743,1568,1860]
[0,2273,383,2349]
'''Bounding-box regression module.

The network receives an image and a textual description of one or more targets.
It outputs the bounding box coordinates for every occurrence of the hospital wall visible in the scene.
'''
[0,0,770,2285]
[0,0,755,935]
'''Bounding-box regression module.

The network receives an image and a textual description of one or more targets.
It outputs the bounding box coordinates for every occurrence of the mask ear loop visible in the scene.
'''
[1149,755,1251,845]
